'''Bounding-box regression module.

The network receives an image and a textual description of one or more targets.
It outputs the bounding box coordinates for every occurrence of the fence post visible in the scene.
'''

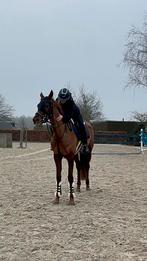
[19,128,27,148]
[19,129,23,148]
[24,129,27,148]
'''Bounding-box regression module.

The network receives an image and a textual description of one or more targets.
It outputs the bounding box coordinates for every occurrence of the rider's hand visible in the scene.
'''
[56,114,63,121]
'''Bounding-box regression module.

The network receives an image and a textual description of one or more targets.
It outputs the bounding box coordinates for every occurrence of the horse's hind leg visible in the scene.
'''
[75,156,81,192]
[67,158,75,205]
[86,169,90,190]
[86,157,91,191]
[77,169,81,192]
[53,154,62,204]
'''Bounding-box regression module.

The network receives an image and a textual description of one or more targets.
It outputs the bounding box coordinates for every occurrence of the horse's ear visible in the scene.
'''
[40,92,44,99]
[48,90,53,99]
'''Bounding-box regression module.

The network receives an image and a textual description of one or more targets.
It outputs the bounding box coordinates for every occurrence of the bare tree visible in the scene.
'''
[123,16,147,88]
[14,116,34,129]
[76,86,104,121]
[123,15,147,87]
[0,94,14,121]
[130,111,147,122]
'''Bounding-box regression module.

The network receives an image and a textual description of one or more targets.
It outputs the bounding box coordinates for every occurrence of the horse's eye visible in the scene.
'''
[37,102,45,113]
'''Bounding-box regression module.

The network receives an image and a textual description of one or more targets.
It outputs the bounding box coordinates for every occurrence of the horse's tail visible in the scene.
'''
[75,121,94,180]
[79,151,92,180]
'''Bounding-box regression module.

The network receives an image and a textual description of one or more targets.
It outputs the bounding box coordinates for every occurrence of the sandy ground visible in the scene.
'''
[0,142,147,261]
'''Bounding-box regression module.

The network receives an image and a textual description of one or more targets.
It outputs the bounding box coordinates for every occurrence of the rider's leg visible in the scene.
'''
[74,115,89,153]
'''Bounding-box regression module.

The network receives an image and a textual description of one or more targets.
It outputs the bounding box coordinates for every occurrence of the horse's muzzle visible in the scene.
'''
[33,113,43,126]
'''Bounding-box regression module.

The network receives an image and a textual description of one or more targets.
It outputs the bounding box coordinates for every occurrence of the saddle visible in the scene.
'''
[50,120,90,154]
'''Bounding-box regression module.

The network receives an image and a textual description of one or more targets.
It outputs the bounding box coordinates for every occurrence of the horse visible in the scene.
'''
[33,90,94,205]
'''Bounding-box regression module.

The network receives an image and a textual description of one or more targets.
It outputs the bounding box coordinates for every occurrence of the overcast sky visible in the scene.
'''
[0,0,147,120]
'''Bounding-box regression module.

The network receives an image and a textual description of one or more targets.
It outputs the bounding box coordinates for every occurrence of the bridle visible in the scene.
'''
[34,98,66,140]
[35,98,54,123]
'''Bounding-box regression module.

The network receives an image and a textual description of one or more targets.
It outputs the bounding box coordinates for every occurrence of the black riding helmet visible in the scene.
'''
[58,88,72,104]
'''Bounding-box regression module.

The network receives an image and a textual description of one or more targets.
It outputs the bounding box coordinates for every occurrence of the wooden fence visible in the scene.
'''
[0,129,128,144]
[0,129,50,143]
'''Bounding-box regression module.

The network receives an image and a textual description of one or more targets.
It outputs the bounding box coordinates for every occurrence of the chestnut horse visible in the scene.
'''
[33,90,94,205]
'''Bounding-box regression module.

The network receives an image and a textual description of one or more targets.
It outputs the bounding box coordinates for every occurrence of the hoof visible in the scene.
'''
[52,197,59,204]
[68,198,75,205]
[86,187,90,191]
[76,187,81,193]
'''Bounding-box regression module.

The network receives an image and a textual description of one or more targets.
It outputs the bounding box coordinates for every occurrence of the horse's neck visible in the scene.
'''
[52,102,65,136]
[51,101,78,155]
[52,103,61,120]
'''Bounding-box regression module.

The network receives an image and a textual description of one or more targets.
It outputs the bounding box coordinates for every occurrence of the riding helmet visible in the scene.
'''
[58,88,72,104]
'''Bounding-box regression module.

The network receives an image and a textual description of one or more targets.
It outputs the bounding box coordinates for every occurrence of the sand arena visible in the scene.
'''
[0,143,147,261]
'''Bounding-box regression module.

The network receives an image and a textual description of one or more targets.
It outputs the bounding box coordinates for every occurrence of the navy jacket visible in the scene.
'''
[60,99,82,124]
[59,98,87,144]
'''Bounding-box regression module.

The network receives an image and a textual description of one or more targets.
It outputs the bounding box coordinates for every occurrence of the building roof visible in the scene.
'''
[0,121,15,129]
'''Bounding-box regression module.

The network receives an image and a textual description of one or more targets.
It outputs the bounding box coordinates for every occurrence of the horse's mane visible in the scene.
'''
[53,99,63,116]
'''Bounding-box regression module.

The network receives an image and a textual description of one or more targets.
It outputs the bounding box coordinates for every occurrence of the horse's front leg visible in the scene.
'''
[67,158,75,205]
[53,154,62,204]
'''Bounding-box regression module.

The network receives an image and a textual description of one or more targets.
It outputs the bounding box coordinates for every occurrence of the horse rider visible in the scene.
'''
[57,88,89,154]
